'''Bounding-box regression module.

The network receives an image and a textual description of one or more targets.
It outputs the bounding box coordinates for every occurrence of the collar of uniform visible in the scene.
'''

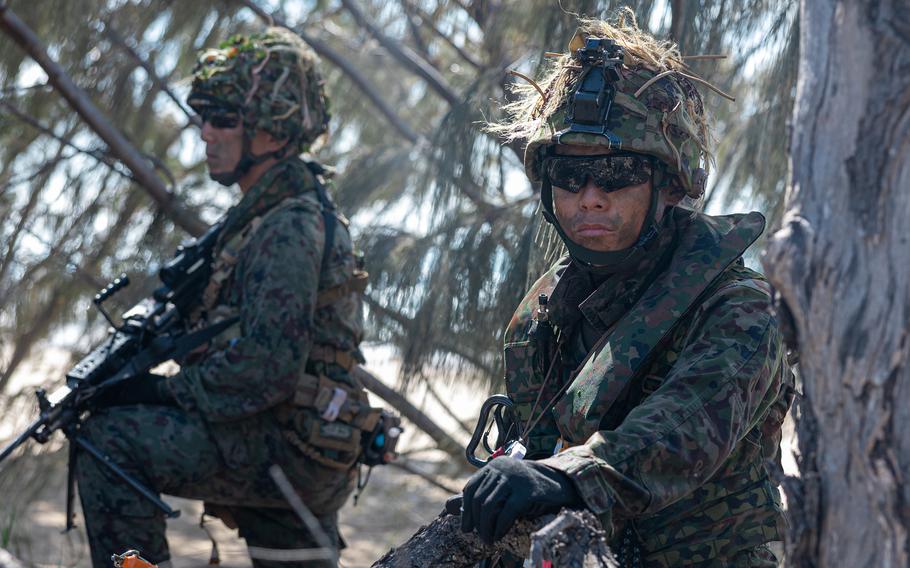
[553,208,767,442]
[221,158,317,240]
[547,209,680,335]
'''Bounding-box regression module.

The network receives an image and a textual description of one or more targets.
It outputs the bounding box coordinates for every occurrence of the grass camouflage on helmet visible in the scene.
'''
[188,27,330,152]
[489,9,720,199]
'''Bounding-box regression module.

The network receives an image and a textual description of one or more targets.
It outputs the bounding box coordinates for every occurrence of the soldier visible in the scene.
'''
[76,28,375,567]
[456,12,795,567]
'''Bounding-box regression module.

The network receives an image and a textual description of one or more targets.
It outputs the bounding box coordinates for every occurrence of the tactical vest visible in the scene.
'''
[504,209,792,565]
[197,164,378,470]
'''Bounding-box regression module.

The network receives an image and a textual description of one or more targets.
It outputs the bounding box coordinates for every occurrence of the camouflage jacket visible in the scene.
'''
[165,157,366,470]
[504,208,794,566]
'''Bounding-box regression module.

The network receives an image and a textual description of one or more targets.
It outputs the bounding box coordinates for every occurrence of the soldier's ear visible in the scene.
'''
[252,129,291,153]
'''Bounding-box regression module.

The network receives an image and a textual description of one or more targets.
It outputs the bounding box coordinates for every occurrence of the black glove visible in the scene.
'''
[460,458,582,544]
[93,373,176,408]
[441,494,463,517]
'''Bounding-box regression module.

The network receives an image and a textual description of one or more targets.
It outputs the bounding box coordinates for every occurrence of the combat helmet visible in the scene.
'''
[495,12,720,266]
[188,27,330,185]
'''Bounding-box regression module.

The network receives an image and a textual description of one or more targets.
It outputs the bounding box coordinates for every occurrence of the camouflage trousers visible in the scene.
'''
[76,405,355,568]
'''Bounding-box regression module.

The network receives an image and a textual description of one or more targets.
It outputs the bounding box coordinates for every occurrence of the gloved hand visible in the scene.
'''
[93,373,176,408]
[460,458,583,544]
[441,494,463,517]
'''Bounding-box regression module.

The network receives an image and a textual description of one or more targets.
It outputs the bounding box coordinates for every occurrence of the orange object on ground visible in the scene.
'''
[111,550,157,568]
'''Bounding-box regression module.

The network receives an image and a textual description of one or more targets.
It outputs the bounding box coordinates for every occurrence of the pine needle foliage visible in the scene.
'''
[0,0,796,398]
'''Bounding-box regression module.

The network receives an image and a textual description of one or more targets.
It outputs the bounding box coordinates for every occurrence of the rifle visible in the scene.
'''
[0,220,233,531]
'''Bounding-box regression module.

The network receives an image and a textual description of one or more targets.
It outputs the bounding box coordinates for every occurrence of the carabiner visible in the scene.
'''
[465,394,518,468]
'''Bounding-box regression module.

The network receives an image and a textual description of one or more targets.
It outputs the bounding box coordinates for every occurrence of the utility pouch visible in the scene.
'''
[281,372,387,470]
[360,411,403,467]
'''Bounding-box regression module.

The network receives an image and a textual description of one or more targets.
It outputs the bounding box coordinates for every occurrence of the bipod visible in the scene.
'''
[61,421,179,531]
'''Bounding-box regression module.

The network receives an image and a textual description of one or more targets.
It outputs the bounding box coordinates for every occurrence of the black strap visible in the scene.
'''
[304,160,338,268]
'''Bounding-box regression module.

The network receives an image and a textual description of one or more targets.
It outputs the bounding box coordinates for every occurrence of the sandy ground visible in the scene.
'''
[3,454,465,568]
[1,346,798,567]
[1,347,478,568]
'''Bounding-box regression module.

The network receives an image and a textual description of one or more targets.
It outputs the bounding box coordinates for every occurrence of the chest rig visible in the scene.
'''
[195,162,397,471]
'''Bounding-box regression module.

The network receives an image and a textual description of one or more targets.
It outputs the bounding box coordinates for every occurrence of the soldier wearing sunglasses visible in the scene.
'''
[75,28,370,567]
[453,12,795,567]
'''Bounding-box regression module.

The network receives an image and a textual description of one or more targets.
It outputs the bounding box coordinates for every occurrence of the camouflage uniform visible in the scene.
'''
[77,29,370,568]
[505,208,793,566]
[490,23,794,567]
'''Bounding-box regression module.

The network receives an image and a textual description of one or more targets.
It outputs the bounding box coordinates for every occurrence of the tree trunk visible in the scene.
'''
[762,1,910,566]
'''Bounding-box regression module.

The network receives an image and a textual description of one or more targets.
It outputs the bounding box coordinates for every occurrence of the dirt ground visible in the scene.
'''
[1,346,798,567]
[4,453,465,568]
[1,348,477,568]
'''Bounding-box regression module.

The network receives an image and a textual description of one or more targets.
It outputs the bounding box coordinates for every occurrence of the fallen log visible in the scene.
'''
[372,509,617,568]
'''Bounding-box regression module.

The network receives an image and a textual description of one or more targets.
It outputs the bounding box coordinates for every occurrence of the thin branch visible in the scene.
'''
[404,1,482,70]
[365,295,497,377]
[101,20,201,128]
[351,366,465,460]
[422,378,475,437]
[389,460,461,494]
[339,0,462,107]
[238,0,421,145]
[0,4,207,236]
[0,100,134,181]
[399,0,432,61]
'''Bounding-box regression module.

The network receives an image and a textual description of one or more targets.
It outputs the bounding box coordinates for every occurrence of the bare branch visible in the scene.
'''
[389,460,461,494]
[339,0,462,107]
[0,4,207,236]
[404,1,483,70]
[0,100,134,181]
[351,365,465,460]
[100,20,201,128]
[238,0,421,145]
[365,295,497,376]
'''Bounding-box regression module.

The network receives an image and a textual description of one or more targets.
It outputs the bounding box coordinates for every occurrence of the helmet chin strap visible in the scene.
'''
[541,178,662,271]
[209,130,291,187]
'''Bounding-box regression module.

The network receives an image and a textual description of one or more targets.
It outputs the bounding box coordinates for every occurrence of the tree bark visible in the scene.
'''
[372,509,616,568]
[0,3,207,236]
[762,1,910,566]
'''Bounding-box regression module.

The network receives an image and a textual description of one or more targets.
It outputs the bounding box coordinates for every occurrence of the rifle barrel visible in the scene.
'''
[0,418,43,464]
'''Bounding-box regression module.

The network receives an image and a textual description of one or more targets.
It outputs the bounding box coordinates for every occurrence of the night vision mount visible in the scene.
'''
[563,38,626,142]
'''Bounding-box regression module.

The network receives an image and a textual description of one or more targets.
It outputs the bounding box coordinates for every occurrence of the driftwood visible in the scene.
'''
[372,509,617,568]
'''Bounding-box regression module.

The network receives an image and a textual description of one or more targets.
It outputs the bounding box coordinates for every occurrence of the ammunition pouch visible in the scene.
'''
[277,345,398,470]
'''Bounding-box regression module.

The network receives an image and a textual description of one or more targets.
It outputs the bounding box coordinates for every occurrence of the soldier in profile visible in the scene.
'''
[77,27,374,567]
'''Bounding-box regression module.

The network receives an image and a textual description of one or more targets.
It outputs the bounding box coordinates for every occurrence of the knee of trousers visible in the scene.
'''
[76,412,161,518]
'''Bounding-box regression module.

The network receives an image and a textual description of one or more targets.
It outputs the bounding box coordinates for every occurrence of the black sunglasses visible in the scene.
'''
[542,153,653,193]
[197,106,241,129]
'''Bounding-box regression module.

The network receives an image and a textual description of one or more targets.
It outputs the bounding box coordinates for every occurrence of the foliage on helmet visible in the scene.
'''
[188,27,330,151]
[489,9,716,198]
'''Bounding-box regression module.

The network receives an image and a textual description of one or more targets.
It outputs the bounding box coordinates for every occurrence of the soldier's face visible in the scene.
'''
[201,119,244,176]
[550,146,654,252]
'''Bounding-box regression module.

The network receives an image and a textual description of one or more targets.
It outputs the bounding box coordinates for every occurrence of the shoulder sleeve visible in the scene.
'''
[166,203,323,422]
[540,275,787,517]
